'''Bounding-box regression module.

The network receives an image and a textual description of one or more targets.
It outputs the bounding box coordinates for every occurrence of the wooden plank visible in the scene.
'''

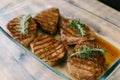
[0,28,69,80]
[64,0,120,27]
[0,0,120,80]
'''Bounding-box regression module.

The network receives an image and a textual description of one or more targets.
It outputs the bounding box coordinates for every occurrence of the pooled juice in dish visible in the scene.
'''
[96,35,120,65]
[54,34,120,80]
[6,7,120,80]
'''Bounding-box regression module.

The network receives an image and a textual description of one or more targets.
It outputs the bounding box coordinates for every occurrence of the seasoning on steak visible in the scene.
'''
[7,15,37,47]
[30,34,66,66]
[67,41,106,80]
[34,7,60,35]
[60,17,95,45]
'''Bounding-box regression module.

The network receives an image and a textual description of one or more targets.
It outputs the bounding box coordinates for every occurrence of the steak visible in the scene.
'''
[7,15,37,47]
[30,34,66,66]
[34,7,60,35]
[60,17,95,45]
[67,41,106,80]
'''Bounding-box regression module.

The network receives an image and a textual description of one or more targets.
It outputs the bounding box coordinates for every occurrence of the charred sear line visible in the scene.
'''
[30,34,66,65]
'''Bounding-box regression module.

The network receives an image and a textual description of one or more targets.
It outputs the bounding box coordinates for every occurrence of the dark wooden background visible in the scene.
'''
[100,0,120,11]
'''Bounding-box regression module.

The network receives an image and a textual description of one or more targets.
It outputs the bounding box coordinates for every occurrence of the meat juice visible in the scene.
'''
[54,34,120,80]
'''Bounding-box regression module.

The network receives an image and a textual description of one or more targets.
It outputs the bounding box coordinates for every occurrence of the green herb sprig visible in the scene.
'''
[19,14,31,36]
[70,45,105,59]
[70,19,86,36]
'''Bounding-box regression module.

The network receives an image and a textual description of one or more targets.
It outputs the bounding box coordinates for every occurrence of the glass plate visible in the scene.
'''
[0,27,70,80]
[100,58,120,80]
[0,0,120,80]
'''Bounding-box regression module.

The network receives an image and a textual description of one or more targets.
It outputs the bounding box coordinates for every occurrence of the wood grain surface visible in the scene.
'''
[65,0,120,28]
[0,0,120,80]
[0,28,69,80]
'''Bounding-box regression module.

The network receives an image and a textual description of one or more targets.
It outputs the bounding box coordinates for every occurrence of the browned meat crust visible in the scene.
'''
[60,17,95,45]
[30,34,66,66]
[34,7,60,35]
[67,41,106,80]
[7,15,37,47]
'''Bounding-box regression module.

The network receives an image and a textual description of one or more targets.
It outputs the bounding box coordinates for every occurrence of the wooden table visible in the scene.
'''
[65,0,120,27]
[0,0,120,80]
[0,27,70,80]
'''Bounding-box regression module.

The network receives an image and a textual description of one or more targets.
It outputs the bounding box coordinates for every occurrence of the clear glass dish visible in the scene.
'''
[0,0,120,80]
[100,58,120,80]
[0,27,70,80]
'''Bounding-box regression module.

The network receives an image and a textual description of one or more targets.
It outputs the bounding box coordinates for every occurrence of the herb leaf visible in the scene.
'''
[70,19,86,36]
[70,45,105,59]
[19,14,31,35]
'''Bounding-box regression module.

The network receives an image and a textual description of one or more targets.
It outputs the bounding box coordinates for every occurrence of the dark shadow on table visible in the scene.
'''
[100,0,120,11]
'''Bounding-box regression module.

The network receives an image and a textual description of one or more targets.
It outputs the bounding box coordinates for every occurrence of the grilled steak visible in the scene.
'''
[34,7,60,35]
[60,17,95,45]
[30,34,66,66]
[67,41,106,80]
[7,15,37,47]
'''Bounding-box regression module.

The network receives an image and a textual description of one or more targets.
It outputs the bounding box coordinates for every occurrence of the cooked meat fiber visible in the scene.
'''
[60,17,95,45]
[30,34,66,66]
[34,7,60,35]
[67,41,106,80]
[7,15,37,47]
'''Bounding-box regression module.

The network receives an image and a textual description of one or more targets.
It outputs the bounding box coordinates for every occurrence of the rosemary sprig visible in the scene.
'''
[70,19,86,36]
[70,45,105,59]
[19,14,31,36]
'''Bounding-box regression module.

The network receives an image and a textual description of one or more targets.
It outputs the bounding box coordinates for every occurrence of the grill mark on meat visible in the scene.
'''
[31,36,52,53]
[33,37,52,48]
[61,27,88,45]
[71,56,98,66]
[30,34,66,65]
[34,7,60,35]
[7,15,37,47]
[33,35,48,42]
[38,41,60,58]
[61,26,79,37]
[61,28,81,40]
[10,30,19,34]
[41,43,62,58]
[60,17,96,45]
[48,45,65,61]
[8,21,20,26]
[60,17,84,45]
[67,41,106,80]
[61,19,79,36]
[34,41,53,52]
[69,58,95,73]
[67,63,94,80]
[34,42,53,56]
